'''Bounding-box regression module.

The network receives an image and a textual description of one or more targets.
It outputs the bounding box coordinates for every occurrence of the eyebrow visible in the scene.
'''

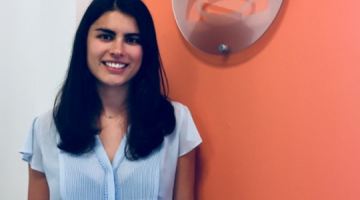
[95,28,140,37]
[95,28,116,35]
[125,33,140,37]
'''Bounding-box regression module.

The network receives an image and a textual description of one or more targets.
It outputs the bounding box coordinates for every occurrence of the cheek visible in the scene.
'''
[132,48,143,64]
[87,43,95,61]
[88,42,98,56]
[87,43,104,66]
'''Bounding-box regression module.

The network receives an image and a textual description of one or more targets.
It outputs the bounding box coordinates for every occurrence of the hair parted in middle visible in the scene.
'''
[53,0,176,160]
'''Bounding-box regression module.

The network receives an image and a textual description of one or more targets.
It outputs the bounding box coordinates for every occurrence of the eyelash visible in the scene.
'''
[97,35,141,44]
[97,34,113,40]
[125,37,141,44]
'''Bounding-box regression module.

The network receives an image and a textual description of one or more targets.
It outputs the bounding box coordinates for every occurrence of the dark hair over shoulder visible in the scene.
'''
[53,0,175,160]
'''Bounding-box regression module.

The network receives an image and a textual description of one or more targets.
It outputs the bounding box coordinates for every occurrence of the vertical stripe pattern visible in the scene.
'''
[59,150,106,200]
[59,139,162,200]
[116,146,162,200]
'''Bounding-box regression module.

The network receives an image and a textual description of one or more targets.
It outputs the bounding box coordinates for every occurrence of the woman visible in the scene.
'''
[20,0,202,199]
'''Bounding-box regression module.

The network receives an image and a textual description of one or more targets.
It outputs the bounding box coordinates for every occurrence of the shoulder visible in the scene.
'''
[35,109,53,123]
[167,101,202,156]
[34,109,54,129]
[169,101,197,132]
[33,109,57,142]
[170,101,190,120]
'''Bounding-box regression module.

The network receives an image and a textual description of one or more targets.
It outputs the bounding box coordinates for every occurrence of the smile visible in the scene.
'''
[103,61,128,69]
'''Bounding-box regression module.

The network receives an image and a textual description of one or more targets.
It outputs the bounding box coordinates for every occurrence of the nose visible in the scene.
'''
[110,39,125,57]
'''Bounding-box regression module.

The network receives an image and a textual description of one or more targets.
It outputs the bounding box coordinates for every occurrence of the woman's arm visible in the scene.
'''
[28,165,49,200]
[173,149,196,200]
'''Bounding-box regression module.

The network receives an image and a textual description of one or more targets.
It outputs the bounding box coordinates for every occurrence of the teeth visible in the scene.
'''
[105,62,126,69]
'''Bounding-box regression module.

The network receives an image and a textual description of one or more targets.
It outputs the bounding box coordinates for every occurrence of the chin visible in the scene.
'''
[97,80,124,87]
[108,81,129,87]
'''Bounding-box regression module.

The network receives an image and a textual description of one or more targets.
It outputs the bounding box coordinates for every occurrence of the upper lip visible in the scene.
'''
[102,61,129,65]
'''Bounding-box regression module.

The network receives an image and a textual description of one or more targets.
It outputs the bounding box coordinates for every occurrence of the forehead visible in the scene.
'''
[90,10,139,33]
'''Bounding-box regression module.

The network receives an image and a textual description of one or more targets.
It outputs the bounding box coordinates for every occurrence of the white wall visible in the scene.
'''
[0,0,80,198]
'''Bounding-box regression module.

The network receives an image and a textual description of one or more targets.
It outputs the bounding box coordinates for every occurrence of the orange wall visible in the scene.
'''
[144,0,360,199]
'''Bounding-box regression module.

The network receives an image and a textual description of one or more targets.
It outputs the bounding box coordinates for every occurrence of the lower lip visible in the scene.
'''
[104,64,128,73]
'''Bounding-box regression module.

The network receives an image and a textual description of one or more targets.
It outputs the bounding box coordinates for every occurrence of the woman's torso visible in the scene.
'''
[21,102,201,200]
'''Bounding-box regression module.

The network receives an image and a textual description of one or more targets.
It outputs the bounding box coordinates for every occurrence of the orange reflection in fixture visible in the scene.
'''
[173,0,283,55]
[187,0,269,21]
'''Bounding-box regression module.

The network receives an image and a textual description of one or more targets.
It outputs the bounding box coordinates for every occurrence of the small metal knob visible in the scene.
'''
[218,44,228,52]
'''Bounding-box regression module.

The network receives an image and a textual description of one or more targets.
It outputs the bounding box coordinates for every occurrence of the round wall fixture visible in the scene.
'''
[172,0,284,55]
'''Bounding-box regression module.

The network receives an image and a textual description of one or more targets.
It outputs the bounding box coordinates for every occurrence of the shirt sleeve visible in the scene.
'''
[19,117,45,172]
[178,106,202,157]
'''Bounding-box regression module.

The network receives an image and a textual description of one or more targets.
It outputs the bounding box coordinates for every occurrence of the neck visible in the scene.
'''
[97,83,128,117]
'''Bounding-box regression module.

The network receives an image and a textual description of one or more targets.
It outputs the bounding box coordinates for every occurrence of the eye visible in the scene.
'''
[97,34,114,41]
[125,37,141,45]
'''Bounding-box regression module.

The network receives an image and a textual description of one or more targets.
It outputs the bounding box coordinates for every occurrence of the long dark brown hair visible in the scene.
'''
[53,0,175,160]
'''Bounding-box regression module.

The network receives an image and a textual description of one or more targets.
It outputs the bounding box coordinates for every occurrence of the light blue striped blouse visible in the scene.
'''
[20,102,202,200]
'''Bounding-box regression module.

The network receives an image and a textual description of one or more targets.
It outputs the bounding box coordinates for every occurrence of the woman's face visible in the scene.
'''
[87,10,143,88]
